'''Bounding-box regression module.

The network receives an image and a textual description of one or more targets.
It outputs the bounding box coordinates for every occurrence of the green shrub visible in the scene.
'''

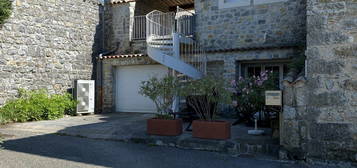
[231,71,278,125]
[0,89,77,124]
[0,0,12,25]
[139,76,179,119]
[179,76,232,121]
[288,53,306,74]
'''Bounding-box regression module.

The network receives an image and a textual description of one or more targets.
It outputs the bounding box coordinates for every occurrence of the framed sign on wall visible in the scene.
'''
[265,90,282,106]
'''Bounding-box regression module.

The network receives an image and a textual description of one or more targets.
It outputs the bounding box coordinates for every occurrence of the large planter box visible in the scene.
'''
[147,118,183,136]
[192,120,231,140]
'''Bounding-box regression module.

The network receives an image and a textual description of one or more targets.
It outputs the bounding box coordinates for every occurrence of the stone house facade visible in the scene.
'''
[281,0,357,162]
[98,0,356,163]
[0,0,100,105]
[100,0,306,112]
[0,0,355,164]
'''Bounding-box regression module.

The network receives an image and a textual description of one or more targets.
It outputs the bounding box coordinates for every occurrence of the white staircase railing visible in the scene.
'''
[146,10,206,80]
[146,11,175,40]
[176,7,195,37]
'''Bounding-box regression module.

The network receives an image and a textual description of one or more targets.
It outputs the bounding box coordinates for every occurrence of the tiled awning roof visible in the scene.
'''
[99,54,147,60]
[109,0,135,4]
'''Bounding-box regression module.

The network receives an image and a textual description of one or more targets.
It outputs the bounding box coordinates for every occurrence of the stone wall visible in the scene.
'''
[104,1,170,55]
[104,2,135,54]
[100,1,172,113]
[281,79,309,160]
[194,0,306,50]
[281,0,357,163]
[0,0,100,105]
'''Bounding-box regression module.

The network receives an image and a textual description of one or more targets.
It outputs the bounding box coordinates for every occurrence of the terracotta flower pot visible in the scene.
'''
[147,118,183,136]
[192,120,231,140]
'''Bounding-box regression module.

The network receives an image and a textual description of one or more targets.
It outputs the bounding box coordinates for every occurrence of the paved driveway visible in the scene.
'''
[0,130,340,168]
[0,113,281,157]
[0,113,153,140]
[0,114,349,168]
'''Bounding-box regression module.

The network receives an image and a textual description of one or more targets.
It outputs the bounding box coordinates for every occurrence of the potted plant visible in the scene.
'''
[180,76,232,140]
[139,76,182,136]
[231,71,278,127]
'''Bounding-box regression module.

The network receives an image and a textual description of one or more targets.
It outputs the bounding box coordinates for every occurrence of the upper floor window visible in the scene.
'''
[219,0,288,9]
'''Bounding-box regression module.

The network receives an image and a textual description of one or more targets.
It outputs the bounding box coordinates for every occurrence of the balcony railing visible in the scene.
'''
[132,10,195,41]
[146,11,176,39]
[176,7,195,37]
[132,15,147,40]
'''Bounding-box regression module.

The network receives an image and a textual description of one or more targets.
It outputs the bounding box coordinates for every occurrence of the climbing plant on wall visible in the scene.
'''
[0,0,12,25]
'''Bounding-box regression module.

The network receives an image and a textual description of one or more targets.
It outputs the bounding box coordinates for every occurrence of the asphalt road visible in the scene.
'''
[0,131,339,168]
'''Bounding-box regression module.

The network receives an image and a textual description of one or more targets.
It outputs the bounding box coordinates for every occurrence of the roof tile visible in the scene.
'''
[99,54,147,59]
[109,0,135,4]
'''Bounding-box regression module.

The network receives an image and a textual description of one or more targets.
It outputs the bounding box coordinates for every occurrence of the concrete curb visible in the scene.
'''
[54,130,280,159]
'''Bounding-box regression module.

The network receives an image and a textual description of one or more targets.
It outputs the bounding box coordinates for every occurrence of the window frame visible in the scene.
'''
[239,62,288,89]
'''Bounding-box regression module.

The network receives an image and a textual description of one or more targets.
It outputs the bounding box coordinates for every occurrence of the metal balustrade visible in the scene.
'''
[145,10,206,79]
[146,11,176,39]
[133,8,195,40]
[176,7,195,37]
[132,15,147,40]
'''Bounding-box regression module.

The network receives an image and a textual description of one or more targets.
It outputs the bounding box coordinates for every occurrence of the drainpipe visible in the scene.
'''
[98,0,120,113]
[98,1,106,114]
[98,42,120,113]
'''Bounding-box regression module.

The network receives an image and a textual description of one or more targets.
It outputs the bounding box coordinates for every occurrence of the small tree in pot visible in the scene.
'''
[180,76,232,140]
[231,71,278,127]
[139,76,182,136]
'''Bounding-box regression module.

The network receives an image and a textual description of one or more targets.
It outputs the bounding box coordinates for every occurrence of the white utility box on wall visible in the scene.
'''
[74,80,95,114]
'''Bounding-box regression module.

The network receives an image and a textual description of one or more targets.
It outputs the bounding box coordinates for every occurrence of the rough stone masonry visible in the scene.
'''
[282,0,357,163]
[0,0,100,105]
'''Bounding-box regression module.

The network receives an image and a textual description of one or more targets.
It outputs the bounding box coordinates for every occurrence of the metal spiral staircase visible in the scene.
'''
[145,10,207,80]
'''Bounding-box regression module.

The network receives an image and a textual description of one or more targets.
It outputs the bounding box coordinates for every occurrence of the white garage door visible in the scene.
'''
[115,65,168,113]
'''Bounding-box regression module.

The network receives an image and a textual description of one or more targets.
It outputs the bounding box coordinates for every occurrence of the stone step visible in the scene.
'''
[149,40,173,45]
[129,134,280,159]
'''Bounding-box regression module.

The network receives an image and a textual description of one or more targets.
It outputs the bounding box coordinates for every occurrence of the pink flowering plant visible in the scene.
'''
[231,71,278,125]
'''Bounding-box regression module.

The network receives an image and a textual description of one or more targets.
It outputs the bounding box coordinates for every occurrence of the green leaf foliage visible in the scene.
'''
[179,76,232,121]
[139,76,179,119]
[0,89,77,124]
[231,71,278,123]
[288,53,306,74]
[0,0,12,25]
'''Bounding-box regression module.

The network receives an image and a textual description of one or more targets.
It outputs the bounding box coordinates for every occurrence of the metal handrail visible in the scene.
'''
[146,10,175,39]
[132,15,146,40]
[145,9,207,76]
